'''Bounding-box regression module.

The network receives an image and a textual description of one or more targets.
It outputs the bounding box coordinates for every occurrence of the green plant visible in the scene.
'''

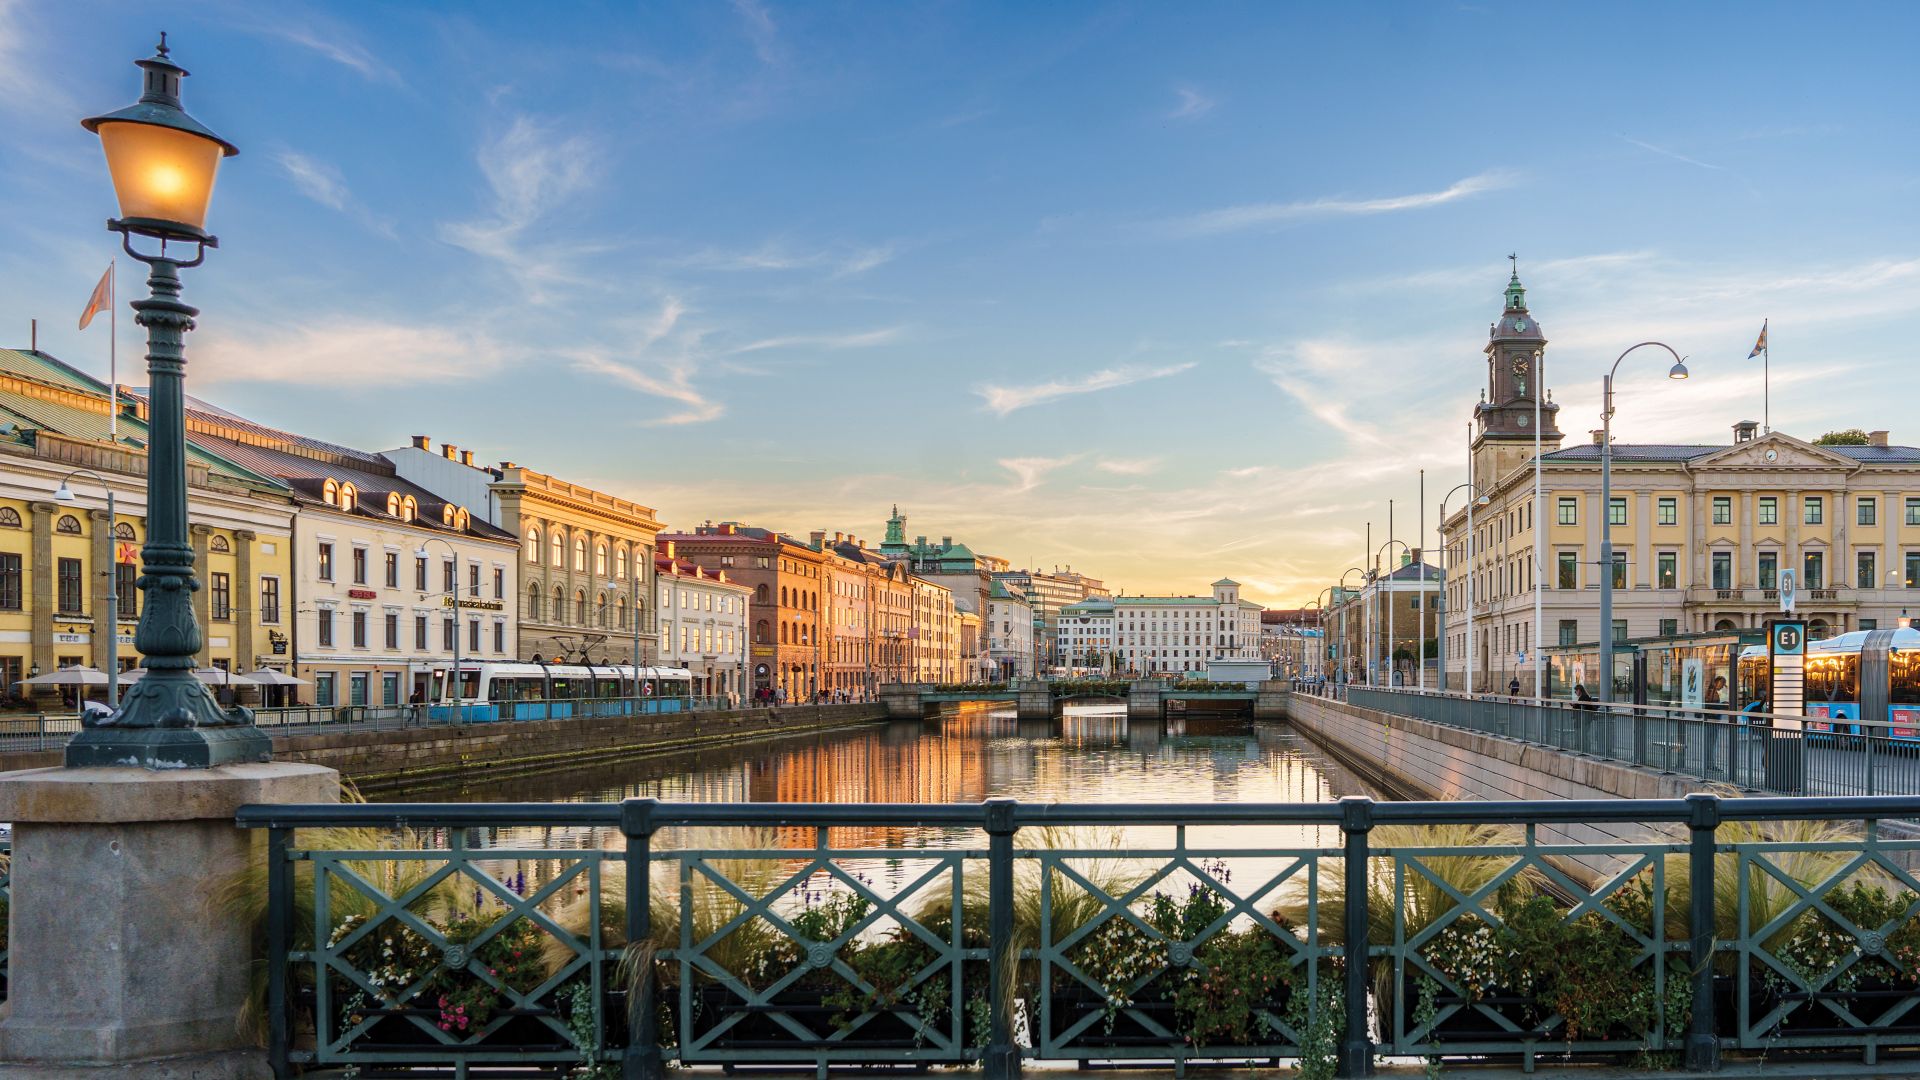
[1171,928,1292,1046]
[560,980,616,1078]
[1772,878,1918,993]
[1287,977,1343,1080]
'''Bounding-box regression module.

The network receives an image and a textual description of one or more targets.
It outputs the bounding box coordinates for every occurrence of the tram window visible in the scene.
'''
[1737,655,1769,707]
[1891,651,1920,706]
[1804,653,1858,703]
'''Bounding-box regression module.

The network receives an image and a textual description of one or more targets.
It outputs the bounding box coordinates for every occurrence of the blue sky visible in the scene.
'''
[5,1,1919,604]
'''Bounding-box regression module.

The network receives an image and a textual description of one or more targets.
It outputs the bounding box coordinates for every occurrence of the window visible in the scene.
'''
[442,560,455,594]
[210,572,231,620]
[1712,552,1732,590]
[468,619,481,652]
[260,578,280,624]
[315,672,335,707]
[493,567,504,599]
[493,622,505,653]
[1656,497,1677,526]
[385,612,399,650]
[382,672,400,706]
[596,544,607,575]
[317,609,335,648]
[415,556,427,591]
[0,553,19,610]
[1557,498,1577,526]
[1713,497,1732,525]
[1608,498,1627,526]
[1860,498,1878,527]
[116,563,136,618]
[1909,499,1920,526]
[57,557,82,613]
[351,610,367,648]
[573,538,586,571]
[350,547,367,585]
[1759,497,1778,525]
[385,552,399,588]
[0,508,18,528]
[317,542,334,581]
[415,615,428,650]
[442,618,456,652]
[1805,497,1824,525]
[1804,551,1825,589]
[1611,552,1627,589]
[209,535,230,553]
[551,533,564,566]
[1611,619,1628,643]
[1859,550,1881,591]
[1862,619,1879,631]
[616,548,628,579]
[525,528,540,562]
[55,514,80,535]
[1759,552,1778,589]
[1657,552,1677,589]
[1909,552,1920,589]
[468,562,480,597]
[1558,619,1578,646]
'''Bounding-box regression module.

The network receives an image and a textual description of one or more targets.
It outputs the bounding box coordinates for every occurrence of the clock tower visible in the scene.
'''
[1471,261,1562,491]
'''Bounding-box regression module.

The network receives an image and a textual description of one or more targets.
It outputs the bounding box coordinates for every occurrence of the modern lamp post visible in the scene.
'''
[53,470,123,708]
[1376,539,1412,687]
[1597,342,1689,703]
[66,35,270,768]
[1439,482,1490,695]
[1338,567,1365,685]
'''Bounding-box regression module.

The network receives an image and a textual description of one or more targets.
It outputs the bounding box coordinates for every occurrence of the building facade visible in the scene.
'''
[1328,561,1441,685]
[1056,596,1115,673]
[987,579,1035,681]
[994,566,1109,667]
[910,575,959,682]
[655,542,750,700]
[1440,269,1920,692]
[664,523,825,701]
[1111,579,1266,676]
[389,441,663,668]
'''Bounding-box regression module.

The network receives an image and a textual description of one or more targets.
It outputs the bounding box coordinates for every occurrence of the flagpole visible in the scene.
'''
[109,259,117,440]
[1763,318,1769,434]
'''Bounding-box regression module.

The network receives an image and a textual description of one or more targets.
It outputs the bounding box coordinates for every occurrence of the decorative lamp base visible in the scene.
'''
[63,671,271,769]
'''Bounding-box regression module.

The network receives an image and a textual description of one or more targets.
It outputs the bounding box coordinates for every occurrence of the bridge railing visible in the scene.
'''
[1346,686,1920,799]
[234,793,1920,1077]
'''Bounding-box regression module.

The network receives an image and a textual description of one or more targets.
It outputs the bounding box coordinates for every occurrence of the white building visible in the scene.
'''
[987,579,1036,680]
[1056,597,1115,674]
[656,542,751,701]
[1113,579,1265,676]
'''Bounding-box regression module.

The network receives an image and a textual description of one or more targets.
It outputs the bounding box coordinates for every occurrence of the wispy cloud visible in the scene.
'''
[1256,361,1389,448]
[568,299,727,425]
[675,241,896,278]
[439,117,602,297]
[1162,171,1515,236]
[0,0,76,121]
[978,361,1196,416]
[732,327,904,354]
[732,0,782,66]
[1620,135,1724,172]
[1097,457,1161,475]
[1165,86,1216,120]
[999,456,1078,493]
[250,21,402,84]
[196,320,503,386]
[276,151,349,211]
[574,354,724,425]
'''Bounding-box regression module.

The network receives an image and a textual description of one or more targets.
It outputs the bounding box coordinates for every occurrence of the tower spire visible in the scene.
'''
[1504,253,1527,312]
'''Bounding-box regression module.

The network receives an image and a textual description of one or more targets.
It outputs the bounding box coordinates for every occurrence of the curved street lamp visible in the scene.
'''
[1376,539,1413,687]
[1598,343,1690,703]
[1439,482,1491,695]
[67,35,266,768]
[1337,568,1366,685]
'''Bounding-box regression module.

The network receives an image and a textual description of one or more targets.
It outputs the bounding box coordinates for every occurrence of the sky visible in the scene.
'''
[4,2,1920,607]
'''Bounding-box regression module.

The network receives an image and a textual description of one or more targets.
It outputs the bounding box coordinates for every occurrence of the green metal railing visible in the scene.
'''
[235,794,1920,1077]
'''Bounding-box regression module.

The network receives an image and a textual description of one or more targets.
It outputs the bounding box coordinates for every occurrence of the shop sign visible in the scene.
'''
[442,596,505,611]
[348,589,378,600]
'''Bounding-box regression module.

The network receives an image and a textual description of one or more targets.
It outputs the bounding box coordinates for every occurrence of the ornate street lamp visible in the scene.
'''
[66,35,269,768]
[1596,343,1689,703]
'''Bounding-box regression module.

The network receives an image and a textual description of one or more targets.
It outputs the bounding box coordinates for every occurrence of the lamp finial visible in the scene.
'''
[156,31,169,58]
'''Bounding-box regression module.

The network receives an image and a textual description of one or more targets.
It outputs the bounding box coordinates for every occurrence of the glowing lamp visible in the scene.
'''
[81,34,237,243]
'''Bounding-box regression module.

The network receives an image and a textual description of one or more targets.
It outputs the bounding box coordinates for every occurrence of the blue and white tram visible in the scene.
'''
[437,661,696,722]
[1740,627,1920,743]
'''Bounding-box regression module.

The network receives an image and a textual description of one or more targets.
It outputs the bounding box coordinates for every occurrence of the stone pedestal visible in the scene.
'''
[0,763,339,1077]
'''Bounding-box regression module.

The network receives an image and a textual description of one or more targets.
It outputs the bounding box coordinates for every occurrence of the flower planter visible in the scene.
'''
[1042,978,1291,1054]
[684,981,945,1054]
[1729,974,1920,1040]
[1397,975,1547,1046]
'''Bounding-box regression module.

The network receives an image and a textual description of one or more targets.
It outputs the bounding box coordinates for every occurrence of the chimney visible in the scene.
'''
[499,461,517,470]
[1870,430,1891,447]
[1733,420,1759,443]
[411,435,430,450]
[858,539,866,549]
[942,536,952,548]
[459,449,474,467]
[665,540,675,559]
[1590,429,1606,446]
[443,443,458,460]
[810,530,827,547]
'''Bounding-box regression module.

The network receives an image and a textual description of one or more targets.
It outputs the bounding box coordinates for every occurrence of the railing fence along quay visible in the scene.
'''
[1347,686,1920,799]
[0,695,742,752]
[236,795,1920,1078]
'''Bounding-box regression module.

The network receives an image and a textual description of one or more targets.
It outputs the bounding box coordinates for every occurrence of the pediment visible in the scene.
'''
[1692,433,1859,472]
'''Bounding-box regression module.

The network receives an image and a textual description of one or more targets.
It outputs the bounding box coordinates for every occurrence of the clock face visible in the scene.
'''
[1511,357,1529,375]
[1518,414,1530,428]
[1513,318,1529,332]
[1764,448,1779,462]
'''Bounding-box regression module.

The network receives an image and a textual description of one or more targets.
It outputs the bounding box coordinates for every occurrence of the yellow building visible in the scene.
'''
[0,350,296,696]
[1439,273,1920,692]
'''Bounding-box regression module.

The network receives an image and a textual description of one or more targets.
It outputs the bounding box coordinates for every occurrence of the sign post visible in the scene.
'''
[1765,618,1807,792]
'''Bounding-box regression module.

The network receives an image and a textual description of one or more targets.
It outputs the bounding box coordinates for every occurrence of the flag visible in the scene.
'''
[78,264,112,330]
[1748,320,1768,359]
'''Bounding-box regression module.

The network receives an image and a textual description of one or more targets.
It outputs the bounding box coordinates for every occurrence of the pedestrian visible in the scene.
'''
[1508,676,1521,697]
[408,688,425,727]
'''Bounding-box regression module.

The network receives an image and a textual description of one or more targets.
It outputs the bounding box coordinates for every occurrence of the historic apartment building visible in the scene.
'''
[987,579,1037,680]
[1328,560,1442,685]
[390,440,663,667]
[1111,579,1266,675]
[910,574,959,683]
[665,523,826,701]
[994,566,1110,666]
[1440,268,1920,692]
[655,541,750,700]
[0,350,297,691]
[184,414,519,708]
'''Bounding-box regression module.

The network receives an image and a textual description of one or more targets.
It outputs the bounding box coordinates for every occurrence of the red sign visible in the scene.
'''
[348,589,378,599]
[116,542,138,565]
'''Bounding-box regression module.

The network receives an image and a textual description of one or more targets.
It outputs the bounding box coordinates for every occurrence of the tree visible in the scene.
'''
[1814,429,1871,446]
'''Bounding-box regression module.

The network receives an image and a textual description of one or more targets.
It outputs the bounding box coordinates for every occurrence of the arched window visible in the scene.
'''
[551,531,564,567]
[552,586,565,621]
[113,521,133,539]
[615,547,628,580]
[0,508,19,527]
[755,584,769,604]
[338,483,356,512]
[596,544,607,576]
[573,538,586,572]
[401,495,417,522]
[525,528,541,562]
[56,514,81,534]
[756,619,770,643]
[1809,619,1831,641]
[780,586,789,607]
[386,493,400,517]
[527,583,542,620]
[616,597,627,630]
[321,479,339,506]
[453,509,469,531]
[781,622,789,644]
[574,589,586,624]
[209,535,231,553]
[1714,619,1736,631]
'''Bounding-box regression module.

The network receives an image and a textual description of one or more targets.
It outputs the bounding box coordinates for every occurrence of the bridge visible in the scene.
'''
[879,678,1289,722]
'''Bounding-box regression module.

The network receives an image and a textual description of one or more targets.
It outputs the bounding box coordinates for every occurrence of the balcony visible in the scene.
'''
[1715,588,1744,601]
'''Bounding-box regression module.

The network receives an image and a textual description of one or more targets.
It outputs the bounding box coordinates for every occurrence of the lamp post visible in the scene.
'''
[1598,342,1689,703]
[417,537,463,720]
[66,36,267,768]
[1377,539,1412,687]
[54,470,123,708]
[1439,483,1490,695]
[1338,568,1365,685]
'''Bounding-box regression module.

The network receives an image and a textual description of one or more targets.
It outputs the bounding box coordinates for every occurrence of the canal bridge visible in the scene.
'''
[877,678,1291,722]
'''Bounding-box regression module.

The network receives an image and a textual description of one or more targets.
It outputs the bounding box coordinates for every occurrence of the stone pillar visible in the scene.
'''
[27,503,55,680]
[0,762,339,1078]
[190,524,213,668]
[234,530,256,671]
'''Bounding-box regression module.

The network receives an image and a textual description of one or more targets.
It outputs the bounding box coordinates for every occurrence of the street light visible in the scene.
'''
[1376,539,1412,687]
[417,538,464,719]
[1598,342,1689,703]
[66,35,266,768]
[1439,483,1491,695]
[1337,567,1365,686]
[54,471,124,708]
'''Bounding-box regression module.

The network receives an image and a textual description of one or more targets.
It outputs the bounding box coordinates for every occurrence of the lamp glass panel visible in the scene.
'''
[96,121,223,231]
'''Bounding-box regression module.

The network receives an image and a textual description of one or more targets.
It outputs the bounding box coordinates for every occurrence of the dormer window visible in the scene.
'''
[338,483,357,512]
[386,493,401,517]
[321,478,339,506]
[442,504,456,526]
[401,496,417,522]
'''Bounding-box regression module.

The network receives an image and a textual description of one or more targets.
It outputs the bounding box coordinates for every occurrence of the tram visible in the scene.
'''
[438,661,696,722]
[1736,627,1920,742]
